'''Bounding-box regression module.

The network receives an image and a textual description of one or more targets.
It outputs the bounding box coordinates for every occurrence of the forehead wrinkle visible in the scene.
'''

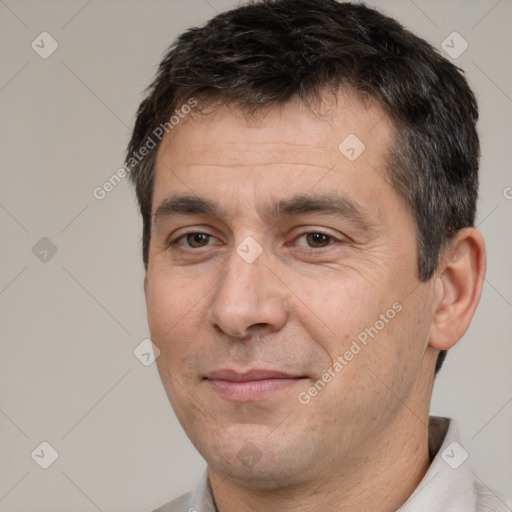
[167,141,335,168]
[165,161,337,171]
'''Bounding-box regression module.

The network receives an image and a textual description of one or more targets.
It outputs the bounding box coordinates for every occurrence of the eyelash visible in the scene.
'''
[169,231,342,253]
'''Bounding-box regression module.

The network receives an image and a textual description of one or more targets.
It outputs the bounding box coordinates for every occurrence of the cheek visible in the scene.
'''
[302,270,426,388]
[145,272,211,378]
[298,273,386,352]
[146,268,203,335]
[358,289,434,397]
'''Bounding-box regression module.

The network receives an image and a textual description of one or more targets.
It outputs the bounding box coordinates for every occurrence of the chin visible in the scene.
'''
[195,425,314,489]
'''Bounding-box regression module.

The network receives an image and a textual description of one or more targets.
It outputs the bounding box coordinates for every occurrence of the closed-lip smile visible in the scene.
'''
[205,368,306,401]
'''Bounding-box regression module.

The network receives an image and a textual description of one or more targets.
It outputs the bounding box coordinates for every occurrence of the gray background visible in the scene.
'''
[0,1,510,510]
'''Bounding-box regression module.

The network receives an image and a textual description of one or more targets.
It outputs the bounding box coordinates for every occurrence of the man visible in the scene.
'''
[125,1,510,510]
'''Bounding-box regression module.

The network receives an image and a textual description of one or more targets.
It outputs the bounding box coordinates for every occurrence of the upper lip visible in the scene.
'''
[205,369,303,382]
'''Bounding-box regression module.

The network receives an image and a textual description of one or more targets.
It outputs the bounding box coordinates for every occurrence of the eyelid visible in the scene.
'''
[168,228,347,250]
[292,230,343,250]
[167,223,219,241]
[170,231,221,248]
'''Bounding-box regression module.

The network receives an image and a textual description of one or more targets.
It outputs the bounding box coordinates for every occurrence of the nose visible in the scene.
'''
[206,241,289,340]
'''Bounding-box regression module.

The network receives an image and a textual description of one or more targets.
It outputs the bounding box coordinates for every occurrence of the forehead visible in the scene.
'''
[152,92,396,213]
[158,92,391,163]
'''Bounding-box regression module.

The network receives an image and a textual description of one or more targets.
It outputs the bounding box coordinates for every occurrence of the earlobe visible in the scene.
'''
[429,228,486,351]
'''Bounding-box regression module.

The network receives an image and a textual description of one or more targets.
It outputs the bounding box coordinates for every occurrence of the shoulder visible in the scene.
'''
[475,480,512,512]
[149,469,212,512]
[149,491,192,512]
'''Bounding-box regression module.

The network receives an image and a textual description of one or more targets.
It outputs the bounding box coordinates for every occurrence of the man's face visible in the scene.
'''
[145,93,438,486]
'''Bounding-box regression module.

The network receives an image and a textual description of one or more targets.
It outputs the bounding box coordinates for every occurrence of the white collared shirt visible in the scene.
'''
[151,417,511,512]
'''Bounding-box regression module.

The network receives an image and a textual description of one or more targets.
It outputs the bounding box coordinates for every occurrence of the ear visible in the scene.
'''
[144,274,148,299]
[429,228,486,351]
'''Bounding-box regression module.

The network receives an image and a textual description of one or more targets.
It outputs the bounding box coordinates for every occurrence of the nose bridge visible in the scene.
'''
[207,238,288,338]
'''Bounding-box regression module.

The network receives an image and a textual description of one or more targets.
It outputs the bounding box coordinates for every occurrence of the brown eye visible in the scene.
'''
[305,232,331,248]
[172,232,215,248]
[296,232,336,249]
[185,233,210,248]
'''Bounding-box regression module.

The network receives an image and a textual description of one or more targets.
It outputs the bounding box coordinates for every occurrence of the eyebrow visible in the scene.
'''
[153,193,374,230]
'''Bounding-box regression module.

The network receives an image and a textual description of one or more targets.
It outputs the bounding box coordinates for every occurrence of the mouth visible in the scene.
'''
[204,368,307,401]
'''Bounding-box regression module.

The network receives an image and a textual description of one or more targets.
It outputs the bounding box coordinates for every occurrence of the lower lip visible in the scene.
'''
[207,378,304,401]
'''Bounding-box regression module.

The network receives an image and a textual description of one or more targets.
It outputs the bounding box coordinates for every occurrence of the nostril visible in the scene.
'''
[251,323,269,330]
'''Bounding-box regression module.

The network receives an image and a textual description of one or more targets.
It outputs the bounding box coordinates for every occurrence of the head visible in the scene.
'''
[127,0,485,492]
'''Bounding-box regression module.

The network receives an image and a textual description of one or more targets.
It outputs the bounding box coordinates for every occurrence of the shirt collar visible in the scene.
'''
[189,469,216,512]
[397,416,478,511]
